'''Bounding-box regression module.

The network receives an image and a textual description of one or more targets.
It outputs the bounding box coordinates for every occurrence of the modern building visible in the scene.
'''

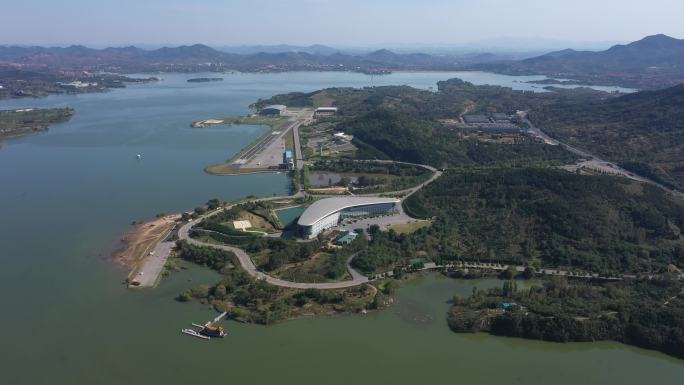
[463,114,491,124]
[334,231,358,245]
[297,197,400,239]
[281,150,294,169]
[314,107,338,117]
[491,113,512,123]
[259,104,287,116]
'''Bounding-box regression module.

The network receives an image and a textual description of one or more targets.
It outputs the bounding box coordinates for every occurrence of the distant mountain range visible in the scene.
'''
[215,44,341,56]
[1,35,683,88]
[475,34,684,88]
[0,44,479,73]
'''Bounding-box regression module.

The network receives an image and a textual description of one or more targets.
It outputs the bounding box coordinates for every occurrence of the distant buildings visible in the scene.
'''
[463,114,491,124]
[491,113,511,123]
[57,81,97,89]
[314,107,338,117]
[333,132,353,142]
[259,104,287,116]
[449,113,523,134]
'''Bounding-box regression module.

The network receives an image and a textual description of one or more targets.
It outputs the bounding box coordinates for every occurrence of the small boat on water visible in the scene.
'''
[181,312,227,340]
[199,323,226,338]
[136,154,142,160]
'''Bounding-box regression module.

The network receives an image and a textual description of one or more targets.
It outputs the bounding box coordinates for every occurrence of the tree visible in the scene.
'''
[214,284,227,300]
[207,198,221,210]
[523,267,535,280]
[499,266,518,280]
[176,290,192,302]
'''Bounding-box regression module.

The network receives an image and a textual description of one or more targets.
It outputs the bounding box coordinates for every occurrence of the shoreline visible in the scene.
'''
[111,214,180,279]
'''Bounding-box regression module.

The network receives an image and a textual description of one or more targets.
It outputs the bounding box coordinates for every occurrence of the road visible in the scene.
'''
[292,114,305,170]
[174,159,442,289]
[130,241,173,287]
[232,110,311,169]
[178,214,368,289]
[525,117,684,200]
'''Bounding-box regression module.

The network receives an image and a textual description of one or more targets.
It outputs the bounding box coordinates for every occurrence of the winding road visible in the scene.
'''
[176,160,441,289]
[525,117,684,200]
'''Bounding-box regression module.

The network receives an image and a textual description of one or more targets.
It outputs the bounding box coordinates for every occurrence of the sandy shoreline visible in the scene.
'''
[112,214,180,276]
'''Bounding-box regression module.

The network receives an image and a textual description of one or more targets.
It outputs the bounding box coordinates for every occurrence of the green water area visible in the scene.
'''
[0,71,678,385]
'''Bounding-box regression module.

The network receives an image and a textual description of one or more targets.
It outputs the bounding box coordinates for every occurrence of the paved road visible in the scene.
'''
[292,113,306,170]
[178,215,368,289]
[131,241,173,287]
[525,117,684,200]
[174,159,442,290]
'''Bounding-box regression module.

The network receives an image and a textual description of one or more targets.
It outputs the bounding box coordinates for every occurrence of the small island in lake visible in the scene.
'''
[526,78,585,85]
[187,77,224,83]
[0,107,75,140]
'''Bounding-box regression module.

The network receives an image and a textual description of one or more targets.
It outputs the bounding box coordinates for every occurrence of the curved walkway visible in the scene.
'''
[178,219,368,289]
[175,160,441,290]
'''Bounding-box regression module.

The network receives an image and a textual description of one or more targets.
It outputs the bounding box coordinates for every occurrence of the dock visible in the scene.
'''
[180,312,228,340]
[181,329,211,340]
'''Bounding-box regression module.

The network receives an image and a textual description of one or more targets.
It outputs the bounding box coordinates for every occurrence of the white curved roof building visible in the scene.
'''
[297,197,400,239]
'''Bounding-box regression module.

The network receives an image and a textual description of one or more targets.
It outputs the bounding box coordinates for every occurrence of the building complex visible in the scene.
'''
[297,197,400,239]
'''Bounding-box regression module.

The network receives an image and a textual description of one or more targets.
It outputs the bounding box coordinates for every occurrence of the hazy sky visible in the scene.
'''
[3,0,683,47]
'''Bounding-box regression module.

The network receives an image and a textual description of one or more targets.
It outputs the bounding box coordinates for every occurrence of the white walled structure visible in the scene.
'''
[297,197,399,239]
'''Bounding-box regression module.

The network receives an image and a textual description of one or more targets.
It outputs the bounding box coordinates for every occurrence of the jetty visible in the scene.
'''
[181,328,211,340]
[180,312,228,340]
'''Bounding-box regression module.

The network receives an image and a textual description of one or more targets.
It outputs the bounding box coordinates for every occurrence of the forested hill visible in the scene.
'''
[475,34,684,88]
[403,168,684,275]
[530,84,684,190]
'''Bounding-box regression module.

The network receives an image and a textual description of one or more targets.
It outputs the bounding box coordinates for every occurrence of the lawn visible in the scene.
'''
[386,220,432,234]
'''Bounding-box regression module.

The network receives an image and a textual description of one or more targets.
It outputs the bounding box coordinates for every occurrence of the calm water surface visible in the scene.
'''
[0,72,674,385]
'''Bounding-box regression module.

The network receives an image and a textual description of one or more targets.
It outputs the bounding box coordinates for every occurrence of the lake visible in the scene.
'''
[0,71,676,385]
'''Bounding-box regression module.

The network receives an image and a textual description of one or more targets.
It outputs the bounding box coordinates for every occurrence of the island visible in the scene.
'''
[0,107,75,140]
[187,77,224,83]
[526,78,585,85]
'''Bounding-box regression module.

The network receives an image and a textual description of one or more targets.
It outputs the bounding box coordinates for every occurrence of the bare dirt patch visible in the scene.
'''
[113,214,180,270]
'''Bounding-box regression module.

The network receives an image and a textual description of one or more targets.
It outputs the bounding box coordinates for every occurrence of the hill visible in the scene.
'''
[404,168,684,274]
[476,34,684,88]
[530,84,684,190]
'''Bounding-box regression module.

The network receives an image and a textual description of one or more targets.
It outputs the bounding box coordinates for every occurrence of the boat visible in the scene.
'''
[181,328,210,340]
[199,323,226,338]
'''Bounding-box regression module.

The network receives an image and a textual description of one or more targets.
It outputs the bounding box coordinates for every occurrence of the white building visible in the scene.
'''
[314,106,338,117]
[297,197,399,239]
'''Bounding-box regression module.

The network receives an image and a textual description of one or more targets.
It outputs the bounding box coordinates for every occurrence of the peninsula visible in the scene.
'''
[0,107,75,140]
[130,79,683,358]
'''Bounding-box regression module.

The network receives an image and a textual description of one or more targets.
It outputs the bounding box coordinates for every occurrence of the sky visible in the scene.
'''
[2,0,683,49]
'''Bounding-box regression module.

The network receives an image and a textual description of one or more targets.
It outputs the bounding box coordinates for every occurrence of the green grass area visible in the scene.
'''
[175,241,378,323]
[283,125,295,152]
[386,220,432,234]
[275,252,352,283]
